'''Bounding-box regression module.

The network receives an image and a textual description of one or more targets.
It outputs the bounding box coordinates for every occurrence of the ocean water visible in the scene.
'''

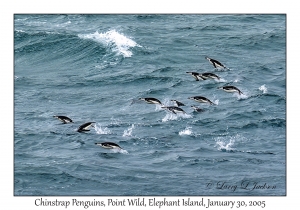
[14,14,286,196]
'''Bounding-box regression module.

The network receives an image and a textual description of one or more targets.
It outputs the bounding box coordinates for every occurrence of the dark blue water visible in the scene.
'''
[14,14,286,196]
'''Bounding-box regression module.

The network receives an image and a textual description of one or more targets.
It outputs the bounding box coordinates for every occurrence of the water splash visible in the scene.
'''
[162,113,178,122]
[162,112,192,122]
[155,104,164,111]
[123,124,135,137]
[215,134,248,152]
[78,29,140,57]
[218,78,227,82]
[95,124,112,134]
[179,127,193,136]
[236,92,248,100]
[118,149,129,154]
[215,139,236,152]
[259,84,268,94]
[100,148,129,154]
[111,148,129,154]
[213,99,219,105]
[110,117,122,126]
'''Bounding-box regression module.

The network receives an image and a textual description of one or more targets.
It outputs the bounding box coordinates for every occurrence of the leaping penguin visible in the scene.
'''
[191,105,205,113]
[77,122,96,132]
[53,115,73,124]
[188,96,215,105]
[171,100,185,107]
[200,72,220,80]
[186,72,206,81]
[218,85,243,95]
[95,142,122,150]
[139,97,163,105]
[205,56,228,70]
[161,106,186,114]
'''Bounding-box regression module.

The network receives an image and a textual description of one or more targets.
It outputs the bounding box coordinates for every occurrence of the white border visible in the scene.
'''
[3,1,296,209]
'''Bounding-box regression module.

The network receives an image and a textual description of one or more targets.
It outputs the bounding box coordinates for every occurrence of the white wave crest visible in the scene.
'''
[78,29,140,57]
[95,124,112,134]
[179,127,193,136]
[259,84,267,94]
[123,124,135,137]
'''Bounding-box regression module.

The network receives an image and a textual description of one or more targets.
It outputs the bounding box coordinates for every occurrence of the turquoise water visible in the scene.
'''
[14,14,286,196]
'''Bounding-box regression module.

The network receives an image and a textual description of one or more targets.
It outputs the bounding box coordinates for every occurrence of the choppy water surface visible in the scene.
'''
[14,14,286,196]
